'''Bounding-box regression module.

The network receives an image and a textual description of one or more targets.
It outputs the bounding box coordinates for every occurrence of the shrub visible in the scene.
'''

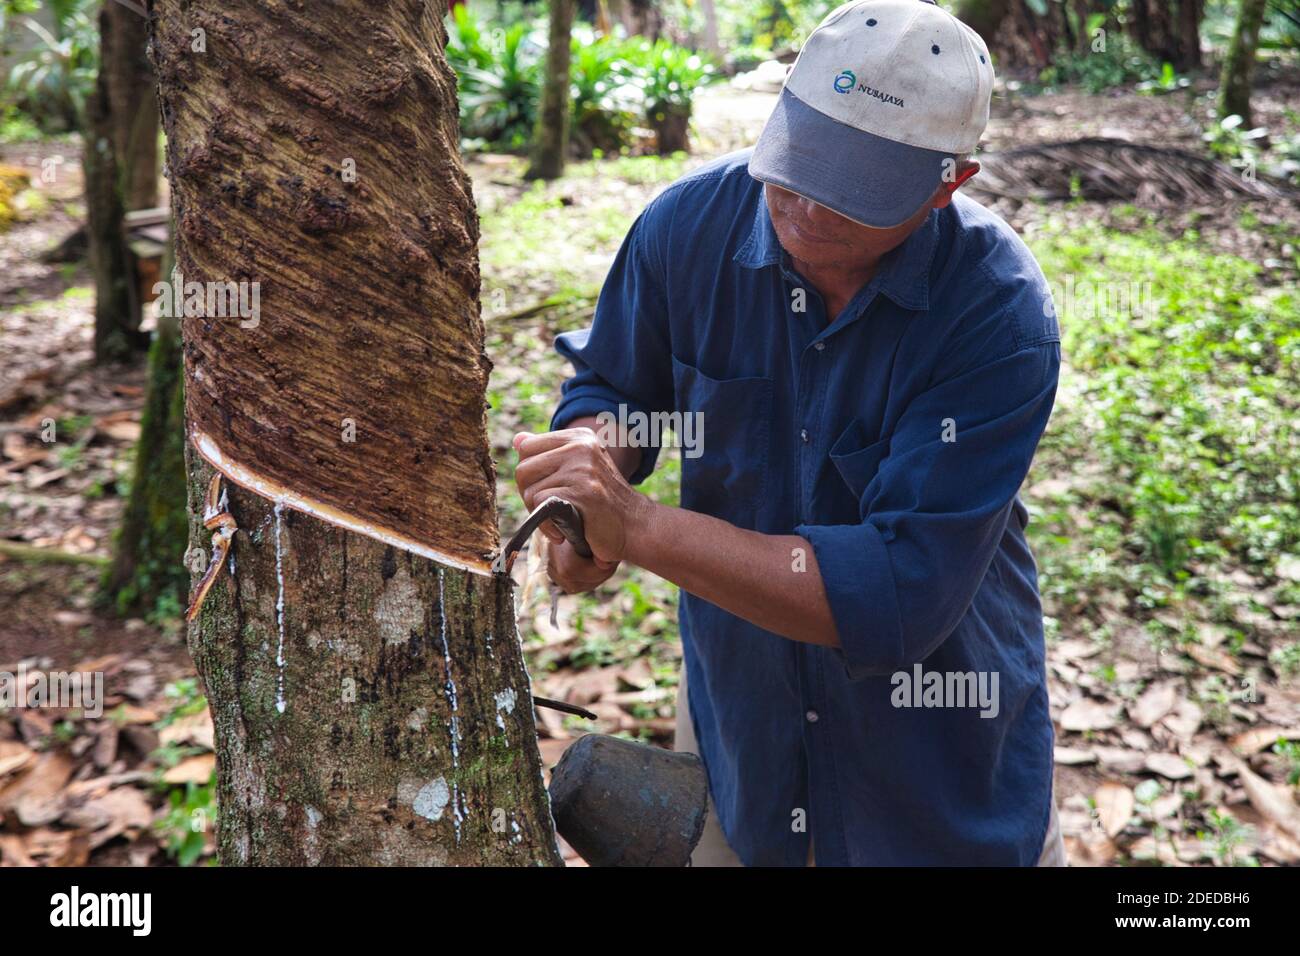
[447,5,544,151]
[4,0,98,133]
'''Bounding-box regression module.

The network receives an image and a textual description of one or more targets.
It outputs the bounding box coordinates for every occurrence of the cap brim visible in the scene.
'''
[750,87,955,229]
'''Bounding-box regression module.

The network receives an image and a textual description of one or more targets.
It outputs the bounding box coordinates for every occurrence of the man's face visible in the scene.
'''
[764,183,934,273]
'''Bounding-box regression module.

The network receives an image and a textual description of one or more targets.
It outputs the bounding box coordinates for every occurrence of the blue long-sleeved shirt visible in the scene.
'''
[550,149,1060,866]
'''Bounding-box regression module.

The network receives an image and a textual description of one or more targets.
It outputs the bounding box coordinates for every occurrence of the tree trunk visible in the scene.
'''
[526,0,576,181]
[148,0,561,866]
[102,238,188,618]
[1128,0,1202,72]
[86,0,158,364]
[1218,0,1268,124]
[698,0,720,56]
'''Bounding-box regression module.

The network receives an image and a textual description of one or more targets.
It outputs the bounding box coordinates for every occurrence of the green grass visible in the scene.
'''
[1027,219,1299,646]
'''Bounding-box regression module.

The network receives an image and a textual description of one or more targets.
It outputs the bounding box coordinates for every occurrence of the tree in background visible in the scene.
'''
[103,223,186,620]
[1219,0,1269,124]
[1128,0,1203,71]
[85,0,158,363]
[149,0,560,865]
[527,0,575,179]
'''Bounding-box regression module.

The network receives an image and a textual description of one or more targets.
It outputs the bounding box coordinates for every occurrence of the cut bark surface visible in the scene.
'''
[152,0,500,574]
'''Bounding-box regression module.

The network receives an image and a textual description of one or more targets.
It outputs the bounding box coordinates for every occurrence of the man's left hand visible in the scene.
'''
[512,429,649,567]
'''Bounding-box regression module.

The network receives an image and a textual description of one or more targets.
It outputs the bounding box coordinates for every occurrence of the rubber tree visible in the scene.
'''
[86,0,159,364]
[526,0,576,181]
[147,0,561,866]
[103,224,188,618]
[1218,0,1269,125]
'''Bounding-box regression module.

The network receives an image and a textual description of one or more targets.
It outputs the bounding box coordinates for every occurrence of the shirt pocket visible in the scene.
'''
[829,418,891,509]
[671,355,773,528]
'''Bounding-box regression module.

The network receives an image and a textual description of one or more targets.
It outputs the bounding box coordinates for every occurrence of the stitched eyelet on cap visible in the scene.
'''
[865,18,877,25]
[932,44,940,54]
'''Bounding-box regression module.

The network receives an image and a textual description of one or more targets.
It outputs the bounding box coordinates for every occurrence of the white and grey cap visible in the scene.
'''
[750,0,994,228]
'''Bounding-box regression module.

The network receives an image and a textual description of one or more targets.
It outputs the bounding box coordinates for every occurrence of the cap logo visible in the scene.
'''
[833,69,856,94]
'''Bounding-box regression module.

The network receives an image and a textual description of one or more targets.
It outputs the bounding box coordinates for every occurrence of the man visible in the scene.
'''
[513,0,1064,866]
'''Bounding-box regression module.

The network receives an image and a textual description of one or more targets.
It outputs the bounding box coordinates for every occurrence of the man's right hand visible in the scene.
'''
[514,415,641,594]
[547,537,620,594]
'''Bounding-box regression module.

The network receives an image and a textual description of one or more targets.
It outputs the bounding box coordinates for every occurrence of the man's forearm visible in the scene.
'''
[625,499,841,648]
[544,417,839,647]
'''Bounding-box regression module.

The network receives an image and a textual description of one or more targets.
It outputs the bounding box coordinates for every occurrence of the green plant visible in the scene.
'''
[447,4,543,151]
[1038,35,1161,93]
[568,30,641,156]
[0,102,40,143]
[1200,808,1255,866]
[4,0,99,133]
[1272,642,1300,679]
[1273,738,1300,787]
[627,37,716,116]
[154,778,214,866]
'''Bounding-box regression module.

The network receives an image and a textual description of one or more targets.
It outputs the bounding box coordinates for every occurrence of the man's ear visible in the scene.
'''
[932,160,980,209]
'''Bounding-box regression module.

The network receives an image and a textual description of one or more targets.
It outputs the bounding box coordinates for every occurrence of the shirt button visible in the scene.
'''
[805,709,819,723]
[800,429,809,444]
[813,341,825,352]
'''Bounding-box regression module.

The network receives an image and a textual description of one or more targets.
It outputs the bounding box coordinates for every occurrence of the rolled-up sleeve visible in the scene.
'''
[551,208,674,486]
[798,340,1060,679]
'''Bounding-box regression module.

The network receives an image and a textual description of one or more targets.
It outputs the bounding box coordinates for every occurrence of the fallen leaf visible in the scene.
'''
[98,421,141,442]
[1230,726,1298,756]
[1145,752,1194,780]
[1095,746,1146,773]
[1186,643,1241,676]
[157,711,214,751]
[1162,699,1203,739]
[0,751,75,826]
[1060,697,1121,732]
[53,610,92,628]
[1131,681,1178,728]
[1094,781,1135,837]
[162,754,215,785]
[60,787,153,849]
[92,723,119,769]
[0,740,34,778]
[1226,755,1300,843]
[1054,746,1097,766]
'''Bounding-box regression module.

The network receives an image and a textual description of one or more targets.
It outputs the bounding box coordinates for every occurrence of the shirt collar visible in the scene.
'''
[733,188,938,313]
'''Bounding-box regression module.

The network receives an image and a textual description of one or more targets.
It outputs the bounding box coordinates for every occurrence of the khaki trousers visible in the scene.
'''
[673,670,1067,867]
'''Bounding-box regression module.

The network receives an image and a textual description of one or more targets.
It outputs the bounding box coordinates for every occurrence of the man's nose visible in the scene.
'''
[798,194,840,228]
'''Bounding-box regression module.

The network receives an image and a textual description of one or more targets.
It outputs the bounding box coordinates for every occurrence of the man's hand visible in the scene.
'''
[512,428,647,592]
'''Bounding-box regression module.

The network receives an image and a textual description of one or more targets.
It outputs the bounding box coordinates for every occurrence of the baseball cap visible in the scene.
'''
[749,0,994,229]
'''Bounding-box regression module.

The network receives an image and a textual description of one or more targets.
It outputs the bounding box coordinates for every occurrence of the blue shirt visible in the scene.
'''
[550,150,1061,866]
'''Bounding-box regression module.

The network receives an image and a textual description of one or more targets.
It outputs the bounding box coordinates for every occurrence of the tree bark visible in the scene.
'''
[102,246,188,618]
[527,0,576,181]
[1218,0,1268,125]
[697,0,721,56]
[87,0,158,365]
[1128,0,1202,72]
[148,0,561,866]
